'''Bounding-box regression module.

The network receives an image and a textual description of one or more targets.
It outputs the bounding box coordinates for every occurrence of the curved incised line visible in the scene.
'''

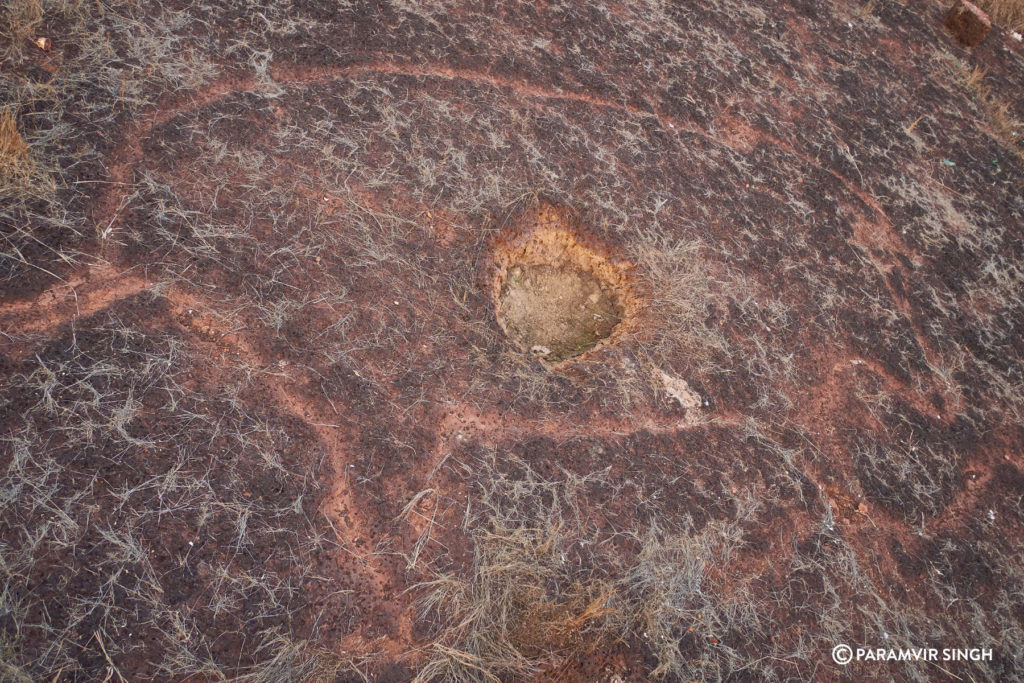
[30,56,945,424]
[94,57,900,242]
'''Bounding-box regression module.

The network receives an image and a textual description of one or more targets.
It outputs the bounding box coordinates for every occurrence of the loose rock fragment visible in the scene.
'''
[944,0,990,47]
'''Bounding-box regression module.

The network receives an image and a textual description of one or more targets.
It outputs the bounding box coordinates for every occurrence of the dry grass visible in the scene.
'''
[958,65,1024,161]
[0,313,359,680]
[1,0,216,290]
[414,454,811,681]
[859,0,879,18]
[0,0,43,58]
[414,463,622,681]
[0,110,33,185]
[0,107,46,205]
[974,0,1024,31]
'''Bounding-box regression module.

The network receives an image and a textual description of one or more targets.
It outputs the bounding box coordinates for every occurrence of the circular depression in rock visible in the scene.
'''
[492,226,633,363]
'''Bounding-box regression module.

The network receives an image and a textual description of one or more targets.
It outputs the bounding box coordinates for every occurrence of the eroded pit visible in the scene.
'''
[492,210,635,363]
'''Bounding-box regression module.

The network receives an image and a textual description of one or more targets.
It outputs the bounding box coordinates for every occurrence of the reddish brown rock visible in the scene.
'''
[944,0,991,47]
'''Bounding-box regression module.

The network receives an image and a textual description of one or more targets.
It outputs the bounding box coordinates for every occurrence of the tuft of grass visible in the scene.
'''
[414,453,803,681]
[0,107,45,203]
[0,109,33,184]
[414,463,622,681]
[957,65,1024,161]
[974,0,1024,31]
[0,0,43,59]
[859,0,879,18]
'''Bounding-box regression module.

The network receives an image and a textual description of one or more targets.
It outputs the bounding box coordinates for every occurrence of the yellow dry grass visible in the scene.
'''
[958,66,1024,161]
[975,0,1024,31]
[1,0,44,55]
[0,109,35,186]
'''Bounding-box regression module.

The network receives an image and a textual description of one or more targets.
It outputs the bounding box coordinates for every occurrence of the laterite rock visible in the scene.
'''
[944,0,991,47]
